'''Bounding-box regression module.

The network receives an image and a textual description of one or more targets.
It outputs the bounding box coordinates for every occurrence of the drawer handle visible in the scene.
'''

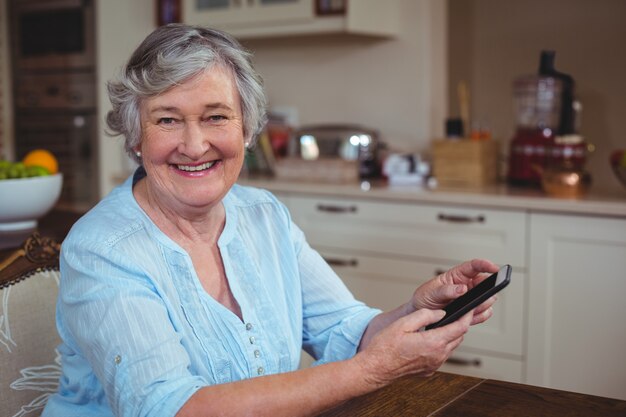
[437,213,485,223]
[324,257,359,267]
[316,204,357,214]
[446,357,482,367]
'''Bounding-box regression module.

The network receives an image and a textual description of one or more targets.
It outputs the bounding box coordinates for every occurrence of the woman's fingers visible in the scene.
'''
[471,306,494,326]
[448,259,500,284]
[423,309,472,341]
[468,295,497,325]
[400,308,446,332]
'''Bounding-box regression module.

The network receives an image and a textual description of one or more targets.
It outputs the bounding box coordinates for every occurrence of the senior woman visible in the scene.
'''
[43,24,499,417]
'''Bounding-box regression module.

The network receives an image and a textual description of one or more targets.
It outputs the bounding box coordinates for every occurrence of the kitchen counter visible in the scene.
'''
[238,177,626,218]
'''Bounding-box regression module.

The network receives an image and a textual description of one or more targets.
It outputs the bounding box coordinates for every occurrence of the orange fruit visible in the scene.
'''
[22,149,59,174]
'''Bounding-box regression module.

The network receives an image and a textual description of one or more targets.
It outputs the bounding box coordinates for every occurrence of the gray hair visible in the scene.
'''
[106,24,268,163]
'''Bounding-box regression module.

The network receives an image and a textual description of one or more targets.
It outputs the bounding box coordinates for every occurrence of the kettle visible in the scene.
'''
[533,161,591,198]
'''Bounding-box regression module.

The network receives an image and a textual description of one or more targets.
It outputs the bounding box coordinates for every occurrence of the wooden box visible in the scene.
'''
[432,139,499,187]
[273,157,359,183]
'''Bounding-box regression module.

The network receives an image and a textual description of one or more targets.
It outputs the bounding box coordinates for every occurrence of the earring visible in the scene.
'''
[135,150,142,158]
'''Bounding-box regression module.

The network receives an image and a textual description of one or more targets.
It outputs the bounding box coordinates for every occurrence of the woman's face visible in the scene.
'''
[137,66,246,215]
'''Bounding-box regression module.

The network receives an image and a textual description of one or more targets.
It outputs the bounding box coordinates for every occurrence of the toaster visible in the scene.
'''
[289,124,380,178]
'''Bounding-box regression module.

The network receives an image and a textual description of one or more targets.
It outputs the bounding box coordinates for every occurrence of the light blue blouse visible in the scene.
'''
[42,172,380,417]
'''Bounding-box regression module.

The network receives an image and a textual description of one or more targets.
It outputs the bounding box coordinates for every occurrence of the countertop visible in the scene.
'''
[238,177,626,218]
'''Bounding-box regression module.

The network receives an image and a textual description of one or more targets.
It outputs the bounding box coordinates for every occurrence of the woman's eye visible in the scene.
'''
[206,115,227,122]
[158,117,177,125]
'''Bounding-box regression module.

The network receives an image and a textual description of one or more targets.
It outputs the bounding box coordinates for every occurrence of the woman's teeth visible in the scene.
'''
[177,161,216,172]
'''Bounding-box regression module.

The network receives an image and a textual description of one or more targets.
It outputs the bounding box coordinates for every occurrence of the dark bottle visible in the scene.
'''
[538,50,576,135]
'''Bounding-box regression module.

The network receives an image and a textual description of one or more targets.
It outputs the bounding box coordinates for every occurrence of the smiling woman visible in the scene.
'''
[42,24,500,417]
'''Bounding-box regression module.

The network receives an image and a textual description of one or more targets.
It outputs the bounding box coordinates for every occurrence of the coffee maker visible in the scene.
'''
[507,51,584,186]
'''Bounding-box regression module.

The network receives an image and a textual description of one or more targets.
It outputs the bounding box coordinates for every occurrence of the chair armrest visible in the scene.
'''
[0,233,60,289]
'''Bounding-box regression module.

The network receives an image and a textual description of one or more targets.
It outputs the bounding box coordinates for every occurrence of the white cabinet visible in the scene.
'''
[186,0,313,27]
[182,0,399,39]
[279,193,527,383]
[527,213,626,401]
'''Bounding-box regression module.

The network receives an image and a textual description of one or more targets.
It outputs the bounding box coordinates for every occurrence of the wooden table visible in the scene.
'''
[318,372,626,417]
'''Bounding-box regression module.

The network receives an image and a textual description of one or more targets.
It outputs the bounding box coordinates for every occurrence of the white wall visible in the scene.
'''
[96,0,155,197]
[243,0,447,154]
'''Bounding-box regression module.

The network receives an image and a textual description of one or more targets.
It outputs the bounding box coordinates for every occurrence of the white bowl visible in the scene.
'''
[0,174,63,232]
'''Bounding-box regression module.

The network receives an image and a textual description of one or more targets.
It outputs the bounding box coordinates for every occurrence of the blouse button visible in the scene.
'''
[257,366,265,375]
[254,349,261,358]
[246,323,253,331]
[249,336,256,344]
[114,355,122,365]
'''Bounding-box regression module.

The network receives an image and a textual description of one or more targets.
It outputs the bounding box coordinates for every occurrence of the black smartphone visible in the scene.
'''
[425,264,512,330]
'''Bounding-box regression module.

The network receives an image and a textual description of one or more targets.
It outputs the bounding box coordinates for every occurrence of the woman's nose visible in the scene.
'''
[179,122,210,158]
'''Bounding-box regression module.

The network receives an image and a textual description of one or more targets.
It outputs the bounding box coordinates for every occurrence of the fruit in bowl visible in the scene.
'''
[0,150,63,233]
[610,149,626,189]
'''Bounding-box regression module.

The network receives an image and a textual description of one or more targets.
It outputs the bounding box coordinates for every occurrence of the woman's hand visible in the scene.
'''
[354,308,472,388]
[357,259,500,353]
[410,259,500,326]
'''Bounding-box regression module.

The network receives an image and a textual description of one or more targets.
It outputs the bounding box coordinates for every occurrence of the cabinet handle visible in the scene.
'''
[316,204,357,214]
[445,357,482,367]
[437,213,485,223]
[324,257,359,267]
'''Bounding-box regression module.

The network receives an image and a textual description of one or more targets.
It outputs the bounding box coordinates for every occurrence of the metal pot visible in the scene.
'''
[290,124,381,179]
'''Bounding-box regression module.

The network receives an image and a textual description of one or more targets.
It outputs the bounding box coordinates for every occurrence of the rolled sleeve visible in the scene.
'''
[292,223,381,364]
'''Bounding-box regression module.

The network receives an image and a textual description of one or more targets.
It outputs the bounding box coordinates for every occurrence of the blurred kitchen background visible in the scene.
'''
[1,0,625,205]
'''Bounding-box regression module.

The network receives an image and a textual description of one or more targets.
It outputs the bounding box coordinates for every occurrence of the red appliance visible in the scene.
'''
[507,51,583,186]
[507,75,562,185]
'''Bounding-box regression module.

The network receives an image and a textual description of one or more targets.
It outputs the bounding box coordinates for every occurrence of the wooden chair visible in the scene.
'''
[0,233,62,417]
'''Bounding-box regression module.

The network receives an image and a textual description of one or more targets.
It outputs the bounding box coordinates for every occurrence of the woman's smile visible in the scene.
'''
[174,159,221,175]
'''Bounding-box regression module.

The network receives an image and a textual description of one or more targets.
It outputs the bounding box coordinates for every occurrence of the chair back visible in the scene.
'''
[0,233,62,417]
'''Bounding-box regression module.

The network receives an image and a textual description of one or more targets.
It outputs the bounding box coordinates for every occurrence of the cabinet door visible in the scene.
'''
[440,350,523,383]
[527,213,626,401]
[184,0,313,28]
[288,195,527,268]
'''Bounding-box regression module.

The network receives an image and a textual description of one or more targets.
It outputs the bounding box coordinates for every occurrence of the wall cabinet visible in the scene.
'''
[182,0,399,39]
[527,213,626,401]
[279,193,527,383]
